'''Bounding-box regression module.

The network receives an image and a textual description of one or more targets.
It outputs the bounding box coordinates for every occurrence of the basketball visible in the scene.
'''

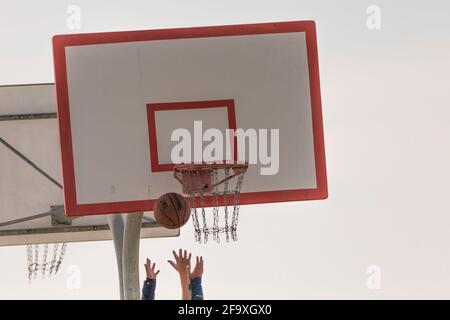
[153,193,191,229]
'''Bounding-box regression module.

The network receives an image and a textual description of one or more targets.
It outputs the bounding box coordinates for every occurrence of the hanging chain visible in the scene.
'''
[199,192,208,243]
[191,205,201,243]
[26,244,33,282]
[49,243,59,276]
[41,243,49,279]
[55,243,67,274]
[212,168,220,243]
[223,167,230,242]
[181,170,200,243]
[186,170,201,243]
[175,163,247,244]
[26,242,67,281]
[231,170,245,241]
[33,244,39,279]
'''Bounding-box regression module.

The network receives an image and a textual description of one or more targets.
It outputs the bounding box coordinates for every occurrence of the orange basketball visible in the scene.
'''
[153,193,190,229]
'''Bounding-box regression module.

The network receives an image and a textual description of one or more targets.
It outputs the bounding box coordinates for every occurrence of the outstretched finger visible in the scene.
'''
[172,250,179,262]
[168,260,178,270]
[152,263,156,271]
[155,270,160,276]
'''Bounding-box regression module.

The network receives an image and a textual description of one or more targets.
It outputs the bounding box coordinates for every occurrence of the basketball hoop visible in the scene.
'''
[174,162,248,243]
[26,243,67,281]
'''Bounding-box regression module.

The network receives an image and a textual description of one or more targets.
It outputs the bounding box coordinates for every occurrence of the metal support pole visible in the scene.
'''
[107,214,125,300]
[0,112,57,121]
[0,137,63,189]
[122,212,143,300]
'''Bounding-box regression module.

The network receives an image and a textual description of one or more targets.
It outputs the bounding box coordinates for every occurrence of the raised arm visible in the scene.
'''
[142,258,160,300]
[168,249,192,300]
[189,256,204,300]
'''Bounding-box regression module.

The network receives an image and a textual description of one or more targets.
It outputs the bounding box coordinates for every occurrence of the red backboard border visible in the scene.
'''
[52,20,328,217]
[147,99,237,172]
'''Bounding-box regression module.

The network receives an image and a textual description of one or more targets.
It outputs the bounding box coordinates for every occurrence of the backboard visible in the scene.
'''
[52,21,328,217]
[0,83,179,246]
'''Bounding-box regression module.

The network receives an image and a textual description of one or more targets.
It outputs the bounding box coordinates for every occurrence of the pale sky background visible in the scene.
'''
[1,0,450,299]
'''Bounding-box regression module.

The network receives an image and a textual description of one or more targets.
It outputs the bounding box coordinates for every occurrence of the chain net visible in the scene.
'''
[26,243,67,281]
[174,163,247,243]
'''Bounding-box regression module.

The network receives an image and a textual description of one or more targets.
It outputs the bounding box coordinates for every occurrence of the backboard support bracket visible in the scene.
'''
[51,205,73,226]
[0,112,57,121]
[0,136,63,189]
[0,204,164,246]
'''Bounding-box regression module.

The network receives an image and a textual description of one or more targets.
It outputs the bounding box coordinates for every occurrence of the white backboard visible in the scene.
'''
[53,21,327,217]
[0,83,178,246]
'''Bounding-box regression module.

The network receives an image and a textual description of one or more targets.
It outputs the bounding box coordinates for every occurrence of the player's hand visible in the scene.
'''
[144,258,160,279]
[190,256,204,280]
[168,249,191,278]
